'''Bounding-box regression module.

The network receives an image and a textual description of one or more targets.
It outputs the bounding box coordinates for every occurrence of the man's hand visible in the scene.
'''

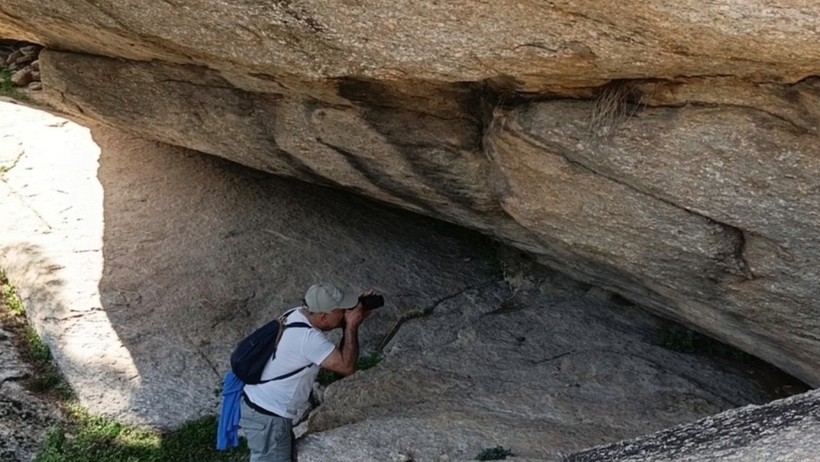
[344,290,376,328]
[344,305,367,328]
[322,291,376,377]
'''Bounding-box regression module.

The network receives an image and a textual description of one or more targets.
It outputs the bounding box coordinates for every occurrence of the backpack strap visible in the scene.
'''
[258,311,312,384]
[260,363,309,383]
[272,307,310,352]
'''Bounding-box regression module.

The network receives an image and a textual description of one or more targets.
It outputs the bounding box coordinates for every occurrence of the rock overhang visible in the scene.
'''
[1,0,818,409]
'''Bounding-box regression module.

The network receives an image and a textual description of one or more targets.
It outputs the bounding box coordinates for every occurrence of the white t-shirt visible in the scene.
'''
[243,308,335,419]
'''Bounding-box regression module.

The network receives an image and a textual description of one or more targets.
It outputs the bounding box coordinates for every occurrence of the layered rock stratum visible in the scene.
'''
[2,1,818,386]
[1,1,819,460]
[0,100,807,461]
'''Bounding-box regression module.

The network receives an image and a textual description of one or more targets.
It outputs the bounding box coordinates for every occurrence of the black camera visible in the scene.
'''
[359,294,385,310]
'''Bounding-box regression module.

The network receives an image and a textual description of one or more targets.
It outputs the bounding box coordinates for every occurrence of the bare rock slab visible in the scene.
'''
[36,50,820,386]
[2,1,819,86]
[0,102,798,461]
[0,102,501,428]
[567,389,820,462]
[300,269,776,461]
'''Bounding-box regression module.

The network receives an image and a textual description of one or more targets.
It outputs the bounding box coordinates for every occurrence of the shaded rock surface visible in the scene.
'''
[0,101,500,428]
[298,272,777,461]
[0,102,804,460]
[33,48,820,388]
[0,40,43,91]
[2,3,820,386]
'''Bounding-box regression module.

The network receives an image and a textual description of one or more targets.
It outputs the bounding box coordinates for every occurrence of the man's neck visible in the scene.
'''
[298,306,320,328]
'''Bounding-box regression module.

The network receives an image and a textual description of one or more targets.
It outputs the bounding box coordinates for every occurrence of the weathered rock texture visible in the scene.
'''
[296,273,776,461]
[0,41,44,91]
[1,1,819,85]
[567,389,820,462]
[1,0,819,404]
[0,103,796,460]
[0,323,62,462]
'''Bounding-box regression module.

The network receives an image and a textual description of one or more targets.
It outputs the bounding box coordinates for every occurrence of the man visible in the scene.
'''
[240,282,375,462]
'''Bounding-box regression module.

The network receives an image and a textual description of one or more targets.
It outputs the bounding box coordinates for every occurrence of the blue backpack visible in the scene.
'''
[229,310,310,384]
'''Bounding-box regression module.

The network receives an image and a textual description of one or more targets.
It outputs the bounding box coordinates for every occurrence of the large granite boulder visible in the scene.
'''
[0,103,798,460]
[25,46,820,388]
[0,1,818,85]
[567,389,820,462]
[1,0,819,408]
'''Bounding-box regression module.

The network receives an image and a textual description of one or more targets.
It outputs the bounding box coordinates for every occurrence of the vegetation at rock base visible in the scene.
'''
[318,350,383,386]
[1,272,71,399]
[660,324,753,362]
[0,68,28,101]
[37,410,248,462]
[3,267,387,462]
[2,269,249,461]
[2,278,25,315]
[476,445,515,460]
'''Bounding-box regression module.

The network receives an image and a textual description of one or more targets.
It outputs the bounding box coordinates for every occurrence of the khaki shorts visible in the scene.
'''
[239,400,295,462]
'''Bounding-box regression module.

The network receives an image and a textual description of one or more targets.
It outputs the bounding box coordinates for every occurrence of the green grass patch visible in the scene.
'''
[25,324,52,361]
[2,278,25,316]
[21,324,72,397]
[357,351,383,370]
[36,409,248,462]
[1,270,72,399]
[2,269,248,461]
[476,445,515,460]
[0,67,28,101]
[318,351,383,386]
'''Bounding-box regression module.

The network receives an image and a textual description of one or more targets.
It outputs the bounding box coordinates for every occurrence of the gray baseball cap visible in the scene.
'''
[304,282,359,313]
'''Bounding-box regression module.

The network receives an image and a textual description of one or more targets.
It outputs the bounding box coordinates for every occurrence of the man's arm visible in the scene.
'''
[319,322,359,377]
[320,305,368,376]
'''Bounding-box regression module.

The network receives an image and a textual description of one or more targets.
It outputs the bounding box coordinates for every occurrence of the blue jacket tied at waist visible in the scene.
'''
[217,371,244,451]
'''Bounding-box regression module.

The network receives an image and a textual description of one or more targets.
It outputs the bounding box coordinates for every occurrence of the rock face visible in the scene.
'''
[0,41,43,91]
[567,389,820,462]
[1,1,818,85]
[0,103,794,460]
[1,0,819,399]
[297,273,775,462]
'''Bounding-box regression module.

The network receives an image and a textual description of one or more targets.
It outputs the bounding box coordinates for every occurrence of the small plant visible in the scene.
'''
[0,68,28,101]
[476,445,515,460]
[586,80,645,141]
[660,324,755,363]
[1,271,72,398]
[660,325,697,353]
[25,325,52,361]
[23,327,73,398]
[358,351,383,371]
[2,280,25,316]
[318,351,383,386]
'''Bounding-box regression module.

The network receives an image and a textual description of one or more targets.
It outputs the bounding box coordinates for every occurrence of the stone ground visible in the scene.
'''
[0,98,808,461]
[0,323,62,462]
